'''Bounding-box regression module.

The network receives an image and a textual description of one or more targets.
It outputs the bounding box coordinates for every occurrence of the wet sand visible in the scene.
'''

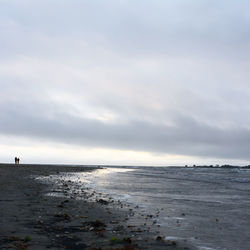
[0,164,192,249]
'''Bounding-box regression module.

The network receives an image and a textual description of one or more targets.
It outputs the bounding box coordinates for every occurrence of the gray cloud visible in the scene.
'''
[1,98,250,160]
[0,0,250,163]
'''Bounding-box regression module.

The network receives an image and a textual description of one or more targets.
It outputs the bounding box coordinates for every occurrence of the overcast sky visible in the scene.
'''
[0,0,250,165]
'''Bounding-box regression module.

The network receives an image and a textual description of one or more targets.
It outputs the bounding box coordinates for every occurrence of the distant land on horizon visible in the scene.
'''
[1,163,250,169]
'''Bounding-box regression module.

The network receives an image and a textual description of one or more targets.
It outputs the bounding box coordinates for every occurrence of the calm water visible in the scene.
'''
[73,166,250,250]
[44,166,250,250]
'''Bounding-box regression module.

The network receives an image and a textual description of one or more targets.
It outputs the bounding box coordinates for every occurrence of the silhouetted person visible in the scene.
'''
[14,157,20,165]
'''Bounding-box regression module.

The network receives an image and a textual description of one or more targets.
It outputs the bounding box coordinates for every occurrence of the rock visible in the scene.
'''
[96,199,109,205]
[156,236,163,241]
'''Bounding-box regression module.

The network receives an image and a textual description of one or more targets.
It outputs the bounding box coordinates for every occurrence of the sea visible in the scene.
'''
[45,166,250,250]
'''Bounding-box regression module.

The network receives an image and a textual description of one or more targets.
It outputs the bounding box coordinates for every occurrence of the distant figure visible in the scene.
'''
[14,157,20,165]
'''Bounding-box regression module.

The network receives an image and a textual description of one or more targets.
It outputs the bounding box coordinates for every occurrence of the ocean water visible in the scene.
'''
[46,166,250,250]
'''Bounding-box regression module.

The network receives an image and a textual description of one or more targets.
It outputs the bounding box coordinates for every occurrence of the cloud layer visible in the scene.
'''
[1,0,250,164]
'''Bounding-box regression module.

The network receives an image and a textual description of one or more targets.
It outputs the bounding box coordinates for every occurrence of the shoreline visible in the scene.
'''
[0,164,193,249]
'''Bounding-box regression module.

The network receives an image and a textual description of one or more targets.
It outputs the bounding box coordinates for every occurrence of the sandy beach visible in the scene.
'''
[0,164,192,250]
